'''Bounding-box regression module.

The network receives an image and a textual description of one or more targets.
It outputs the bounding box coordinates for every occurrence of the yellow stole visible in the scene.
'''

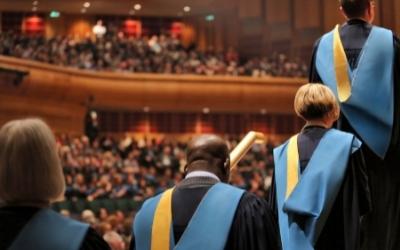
[286,135,299,198]
[151,188,174,250]
[333,24,352,102]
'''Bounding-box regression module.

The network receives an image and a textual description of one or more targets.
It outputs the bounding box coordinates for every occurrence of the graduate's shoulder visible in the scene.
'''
[327,129,362,152]
[237,192,275,218]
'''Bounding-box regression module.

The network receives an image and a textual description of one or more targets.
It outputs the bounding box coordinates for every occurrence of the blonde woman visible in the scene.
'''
[270,84,371,250]
[0,118,110,250]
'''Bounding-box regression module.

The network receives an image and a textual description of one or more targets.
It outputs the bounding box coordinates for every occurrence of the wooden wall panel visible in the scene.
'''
[322,0,343,32]
[294,0,320,29]
[395,0,400,34]
[266,0,291,23]
[0,56,304,133]
[238,0,263,18]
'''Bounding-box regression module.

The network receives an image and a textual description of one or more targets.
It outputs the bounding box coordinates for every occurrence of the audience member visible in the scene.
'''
[0,32,308,77]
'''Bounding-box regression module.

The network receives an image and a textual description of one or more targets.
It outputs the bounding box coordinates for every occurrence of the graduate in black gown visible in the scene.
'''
[0,206,109,250]
[130,135,281,250]
[0,119,110,250]
[269,84,371,250]
[309,1,400,249]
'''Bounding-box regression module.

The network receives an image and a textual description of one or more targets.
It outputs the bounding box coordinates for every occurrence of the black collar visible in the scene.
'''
[347,18,368,25]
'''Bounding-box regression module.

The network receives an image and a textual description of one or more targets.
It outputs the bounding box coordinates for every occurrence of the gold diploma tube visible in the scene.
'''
[230,131,266,170]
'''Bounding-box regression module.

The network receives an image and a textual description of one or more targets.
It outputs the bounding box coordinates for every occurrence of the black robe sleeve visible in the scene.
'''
[341,148,371,250]
[80,228,111,250]
[269,149,371,250]
[226,192,282,250]
[388,35,400,156]
[308,38,322,83]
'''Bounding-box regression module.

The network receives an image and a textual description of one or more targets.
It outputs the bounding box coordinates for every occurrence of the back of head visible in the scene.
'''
[186,135,230,182]
[0,118,65,206]
[294,83,340,122]
[339,0,371,18]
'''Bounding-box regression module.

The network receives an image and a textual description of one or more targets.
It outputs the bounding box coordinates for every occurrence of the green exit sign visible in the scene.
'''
[49,11,60,18]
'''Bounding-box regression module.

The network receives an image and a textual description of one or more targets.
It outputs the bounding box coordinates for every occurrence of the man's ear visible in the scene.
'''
[224,157,230,172]
[183,164,188,174]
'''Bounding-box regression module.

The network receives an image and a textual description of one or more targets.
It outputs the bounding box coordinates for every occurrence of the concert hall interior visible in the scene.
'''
[1,0,400,250]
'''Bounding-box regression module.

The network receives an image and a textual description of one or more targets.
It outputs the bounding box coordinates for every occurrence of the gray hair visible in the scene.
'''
[0,118,65,206]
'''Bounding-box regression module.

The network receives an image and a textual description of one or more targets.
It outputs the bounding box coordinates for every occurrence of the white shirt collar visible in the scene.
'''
[185,170,220,182]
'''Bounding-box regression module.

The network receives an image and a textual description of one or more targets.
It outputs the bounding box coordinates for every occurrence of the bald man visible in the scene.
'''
[130,135,281,250]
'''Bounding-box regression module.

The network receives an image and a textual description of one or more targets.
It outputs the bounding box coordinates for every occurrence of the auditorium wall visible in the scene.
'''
[2,0,400,58]
[0,56,304,135]
[184,0,400,59]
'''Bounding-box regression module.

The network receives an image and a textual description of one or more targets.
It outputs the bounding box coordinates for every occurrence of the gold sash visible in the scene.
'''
[333,24,352,102]
[151,188,174,250]
[286,135,299,198]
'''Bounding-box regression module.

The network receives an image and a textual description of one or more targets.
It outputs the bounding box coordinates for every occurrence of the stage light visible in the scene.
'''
[49,10,60,18]
[183,6,191,12]
[83,2,91,8]
[202,107,210,114]
[134,4,142,10]
[260,109,267,115]
[205,14,215,22]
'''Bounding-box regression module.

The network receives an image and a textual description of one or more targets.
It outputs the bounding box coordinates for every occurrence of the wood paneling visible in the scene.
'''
[266,0,291,23]
[322,0,343,32]
[0,56,305,133]
[238,0,263,18]
[294,0,320,29]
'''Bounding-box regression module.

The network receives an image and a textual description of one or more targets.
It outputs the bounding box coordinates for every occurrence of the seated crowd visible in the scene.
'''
[57,133,277,247]
[0,32,308,77]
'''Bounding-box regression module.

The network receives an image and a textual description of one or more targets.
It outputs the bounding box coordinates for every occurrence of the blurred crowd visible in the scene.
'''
[58,134,276,201]
[56,134,277,248]
[0,32,308,77]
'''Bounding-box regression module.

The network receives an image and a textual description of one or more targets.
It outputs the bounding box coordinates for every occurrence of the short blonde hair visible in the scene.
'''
[294,83,340,121]
[0,118,65,205]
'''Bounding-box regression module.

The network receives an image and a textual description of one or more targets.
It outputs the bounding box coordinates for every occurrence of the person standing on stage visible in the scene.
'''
[270,84,371,250]
[309,1,400,249]
[131,135,281,250]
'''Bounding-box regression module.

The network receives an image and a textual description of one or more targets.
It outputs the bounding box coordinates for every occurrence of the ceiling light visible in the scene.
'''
[134,4,141,10]
[83,2,91,8]
[183,6,191,12]
[32,6,38,12]
[81,8,87,13]
[260,109,267,115]
[202,107,210,114]
[129,9,135,15]
[32,1,39,6]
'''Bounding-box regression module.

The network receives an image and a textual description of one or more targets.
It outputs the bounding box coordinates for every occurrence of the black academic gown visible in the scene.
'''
[309,19,400,250]
[269,126,371,250]
[0,206,111,250]
[130,176,282,250]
